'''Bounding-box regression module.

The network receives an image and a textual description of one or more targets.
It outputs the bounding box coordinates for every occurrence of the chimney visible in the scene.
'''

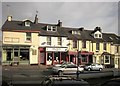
[34,14,38,24]
[79,27,84,31]
[95,26,102,32]
[7,16,12,21]
[57,20,62,27]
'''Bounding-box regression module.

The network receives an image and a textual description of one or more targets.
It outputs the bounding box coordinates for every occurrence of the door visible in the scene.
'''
[14,49,19,62]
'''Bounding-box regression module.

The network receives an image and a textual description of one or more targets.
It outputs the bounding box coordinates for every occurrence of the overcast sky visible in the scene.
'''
[0,1,120,41]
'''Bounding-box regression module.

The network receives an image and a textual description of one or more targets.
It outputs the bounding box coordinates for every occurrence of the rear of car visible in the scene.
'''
[84,63,104,71]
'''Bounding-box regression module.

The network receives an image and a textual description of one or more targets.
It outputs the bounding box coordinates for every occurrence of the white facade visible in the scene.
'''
[39,36,68,47]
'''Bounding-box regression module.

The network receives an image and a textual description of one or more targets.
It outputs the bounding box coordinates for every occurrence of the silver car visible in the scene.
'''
[84,63,104,71]
[52,64,84,76]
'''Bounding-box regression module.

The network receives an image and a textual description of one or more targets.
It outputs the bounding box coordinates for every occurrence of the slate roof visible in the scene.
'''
[2,20,120,44]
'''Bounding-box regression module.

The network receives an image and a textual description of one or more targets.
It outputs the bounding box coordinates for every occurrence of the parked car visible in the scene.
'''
[84,63,104,71]
[52,64,84,76]
[53,61,75,67]
[40,76,90,86]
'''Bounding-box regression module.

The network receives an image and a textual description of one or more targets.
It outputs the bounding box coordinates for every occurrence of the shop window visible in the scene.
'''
[58,37,62,45]
[20,49,29,61]
[26,32,31,41]
[54,52,60,62]
[82,41,86,48]
[73,40,77,48]
[6,49,12,61]
[81,55,87,62]
[104,55,110,64]
[47,52,52,60]
[47,37,51,45]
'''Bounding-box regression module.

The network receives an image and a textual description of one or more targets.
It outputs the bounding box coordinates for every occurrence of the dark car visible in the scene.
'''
[40,76,90,86]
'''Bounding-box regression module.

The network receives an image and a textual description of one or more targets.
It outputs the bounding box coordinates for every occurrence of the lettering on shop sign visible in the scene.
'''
[46,48,67,52]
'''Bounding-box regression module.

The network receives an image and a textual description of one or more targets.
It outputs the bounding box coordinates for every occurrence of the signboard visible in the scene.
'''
[46,47,67,52]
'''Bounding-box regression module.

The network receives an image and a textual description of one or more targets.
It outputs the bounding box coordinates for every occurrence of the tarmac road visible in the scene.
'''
[2,65,120,85]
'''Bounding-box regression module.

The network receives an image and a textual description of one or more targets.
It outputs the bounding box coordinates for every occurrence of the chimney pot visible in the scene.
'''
[7,16,12,21]
[58,20,62,27]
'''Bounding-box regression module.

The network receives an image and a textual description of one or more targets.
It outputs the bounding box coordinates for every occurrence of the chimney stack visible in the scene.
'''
[57,20,62,27]
[34,14,38,24]
[7,16,12,21]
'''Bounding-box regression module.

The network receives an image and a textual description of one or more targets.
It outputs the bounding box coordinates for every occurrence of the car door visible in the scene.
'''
[64,65,77,74]
[91,64,96,70]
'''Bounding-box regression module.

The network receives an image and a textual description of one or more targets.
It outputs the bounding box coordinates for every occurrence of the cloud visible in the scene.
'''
[2,2,118,35]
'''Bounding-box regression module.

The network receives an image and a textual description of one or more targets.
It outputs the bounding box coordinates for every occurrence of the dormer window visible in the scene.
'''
[25,21,30,27]
[94,33,102,38]
[47,25,57,32]
[72,30,80,35]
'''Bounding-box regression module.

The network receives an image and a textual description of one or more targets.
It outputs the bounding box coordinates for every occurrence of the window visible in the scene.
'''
[95,34,98,38]
[99,34,102,38]
[82,41,86,48]
[25,22,30,27]
[103,42,107,50]
[96,43,99,51]
[47,37,51,45]
[104,55,110,64]
[94,33,102,38]
[81,55,87,62]
[72,31,80,35]
[58,37,62,45]
[73,40,77,48]
[26,32,31,41]
[47,25,57,32]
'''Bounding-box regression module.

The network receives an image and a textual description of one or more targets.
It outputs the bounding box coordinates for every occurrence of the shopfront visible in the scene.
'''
[39,47,67,65]
[68,51,94,65]
[2,45,30,65]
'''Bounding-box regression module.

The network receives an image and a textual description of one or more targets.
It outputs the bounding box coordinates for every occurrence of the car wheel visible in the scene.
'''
[88,68,91,71]
[58,71,63,76]
[99,68,102,71]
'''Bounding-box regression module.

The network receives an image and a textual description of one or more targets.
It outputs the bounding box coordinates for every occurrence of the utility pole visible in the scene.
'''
[77,50,81,79]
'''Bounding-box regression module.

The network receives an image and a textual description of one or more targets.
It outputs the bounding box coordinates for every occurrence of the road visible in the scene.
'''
[2,65,120,85]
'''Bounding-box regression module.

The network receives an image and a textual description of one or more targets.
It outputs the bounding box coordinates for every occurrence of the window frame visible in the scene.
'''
[82,40,86,48]
[26,32,31,42]
[58,37,62,46]
[96,43,100,51]
[47,37,51,45]
[73,40,77,48]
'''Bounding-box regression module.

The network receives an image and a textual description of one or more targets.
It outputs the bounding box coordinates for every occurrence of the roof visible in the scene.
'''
[2,20,120,44]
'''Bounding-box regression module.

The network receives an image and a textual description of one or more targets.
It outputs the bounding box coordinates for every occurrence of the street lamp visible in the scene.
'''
[77,50,81,79]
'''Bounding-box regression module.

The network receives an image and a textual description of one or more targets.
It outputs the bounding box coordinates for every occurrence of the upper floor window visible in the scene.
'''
[47,37,51,45]
[25,21,30,27]
[82,40,86,48]
[58,37,62,46]
[72,31,80,35]
[103,42,107,50]
[26,32,31,41]
[47,25,57,32]
[73,40,77,48]
[96,43,100,51]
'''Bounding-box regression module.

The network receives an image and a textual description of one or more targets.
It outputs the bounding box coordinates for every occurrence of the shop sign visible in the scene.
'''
[46,47,67,52]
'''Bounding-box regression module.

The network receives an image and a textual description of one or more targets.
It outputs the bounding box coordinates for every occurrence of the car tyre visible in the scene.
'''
[58,71,63,76]
[88,68,91,71]
[99,68,102,71]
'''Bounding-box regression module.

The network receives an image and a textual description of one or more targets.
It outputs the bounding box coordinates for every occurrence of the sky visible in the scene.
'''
[0,0,120,41]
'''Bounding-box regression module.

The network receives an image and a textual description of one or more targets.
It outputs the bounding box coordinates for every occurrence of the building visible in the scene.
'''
[1,15,120,68]
[2,15,40,65]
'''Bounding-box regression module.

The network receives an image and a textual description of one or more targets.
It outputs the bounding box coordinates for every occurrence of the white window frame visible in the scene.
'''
[25,22,30,27]
[104,55,110,64]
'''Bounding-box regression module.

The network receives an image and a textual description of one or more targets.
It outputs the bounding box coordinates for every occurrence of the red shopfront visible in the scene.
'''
[39,47,67,65]
[67,51,94,65]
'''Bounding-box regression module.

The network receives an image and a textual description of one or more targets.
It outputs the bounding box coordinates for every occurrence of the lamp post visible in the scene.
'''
[77,50,81,79]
